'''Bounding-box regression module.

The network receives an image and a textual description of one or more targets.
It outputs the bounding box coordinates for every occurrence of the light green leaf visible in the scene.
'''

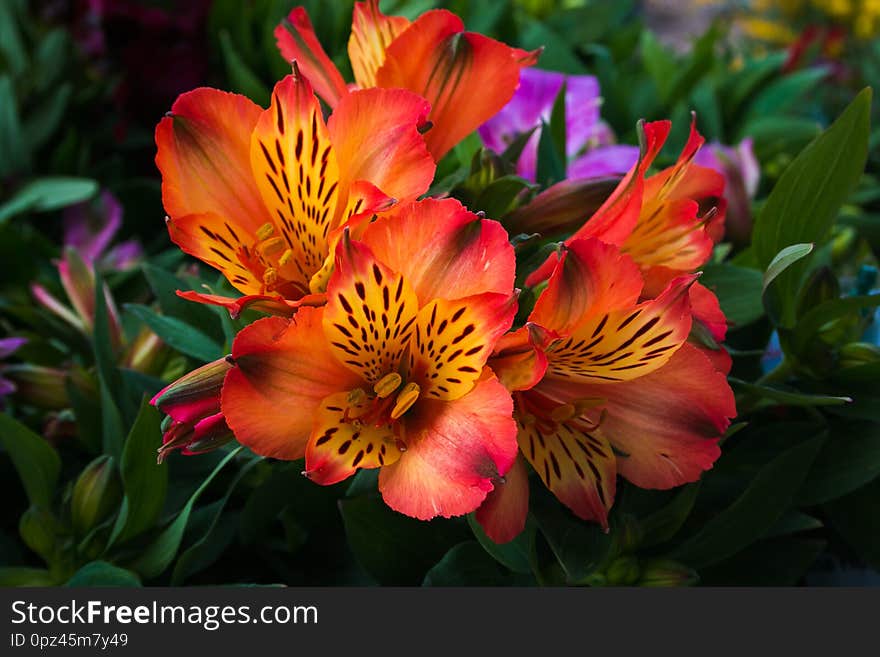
[0,413,61,508]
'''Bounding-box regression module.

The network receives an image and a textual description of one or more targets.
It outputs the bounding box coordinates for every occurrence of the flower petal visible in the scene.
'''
[156,87,268,234]
[517,388,616,528]
[166,212,265,295]
[303,392,403,485]
[622,198,714,272]
[376,9,538,160]
[408,292,517,401]
[543,273,696,384]
[524,120,669,287]
[323,235,419,384]
[379,376,517,519]
[222,311,362,460]
[274,7,349,107]
[250,71,343,291]
[361,198,516,303]
[175,289,325,319]
[348,0,411,88]
[530,238,643,336]
[475,453,530,544]
[488,326,548,392]
[543,343,735,490]
[328,87,434,204]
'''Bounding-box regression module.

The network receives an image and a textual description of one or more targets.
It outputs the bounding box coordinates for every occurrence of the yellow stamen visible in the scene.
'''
[391,383,420,420]
[550,403,576,423]
[373,372,402,398]
[256,222,275,241]
[278,248,294,267]
[260,237,285,257]
[347,388,368,406]
[262,267,277,287]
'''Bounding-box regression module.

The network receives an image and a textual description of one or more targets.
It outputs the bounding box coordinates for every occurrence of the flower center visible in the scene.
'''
[250,222,311,297]
[342,372,422,438]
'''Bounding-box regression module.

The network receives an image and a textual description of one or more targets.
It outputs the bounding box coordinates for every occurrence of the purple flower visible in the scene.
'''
[0,337,27,402]
[478,68,639,182]
[63,190,141,269]
[693,139,760,245]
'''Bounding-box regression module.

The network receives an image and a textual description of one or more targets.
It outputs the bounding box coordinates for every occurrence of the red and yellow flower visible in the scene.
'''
[275,0,539,161]
[155,66,435,316]
[220,199,520,519]
[478,238,736,542]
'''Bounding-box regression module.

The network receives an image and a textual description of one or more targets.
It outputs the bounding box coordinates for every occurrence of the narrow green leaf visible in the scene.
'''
[792,294,880,355]
[423,541,531,586]
[128,447,241,579]
[0,413,61,508]
[0,568,55,586]
[763,243,814,292]
[799,421,880,505]
[752,89,871,327]
[218,30,270,106]
[730,378,851,406]
[535,119,566,188]
[639,482,701,548]
[673,435,824,569]
[467,514,534,574]
[108,398,167,546]
[126,304,223,362]
[0,177,98,223]
[66,561,142,587]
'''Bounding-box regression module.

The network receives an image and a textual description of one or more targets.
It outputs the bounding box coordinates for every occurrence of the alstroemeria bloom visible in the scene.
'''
[155,67,435,316]
[221,199,519,519]
[275,0,538,161]
[478,67,639,182]
[478,238,735,542]
[527,120,730,365]
[693,139,760,246]
[64,190,141,270]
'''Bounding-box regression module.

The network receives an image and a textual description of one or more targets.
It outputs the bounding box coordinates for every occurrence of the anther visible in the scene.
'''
[391,383,420,419]
[260,237,286,257]
[278,248,294,267]
[373,372,402,398]
[256,222,275,241]
[347,388,368,406]
[573,398,605,416]
[263,267,278,287]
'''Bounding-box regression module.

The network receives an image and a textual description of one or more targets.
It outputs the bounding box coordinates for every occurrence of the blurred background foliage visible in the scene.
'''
[1,0,879,586]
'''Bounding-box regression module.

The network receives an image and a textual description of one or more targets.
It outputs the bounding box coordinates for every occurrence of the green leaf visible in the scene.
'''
[473,176,533,219]
[126,304,223,362]
[218,30,270,106]
[729,378,851,407]
[530,486,612,584]
[128,447,242,579]
[763,243,814,292]
[791,294,880,355]
[700,264,765,328]
[93,272,125,459]
[0,568,55,586]
[535,118,566,188]
[639,482,701,548]
[0,413,61,508]
[339,495,468,585]
[0,76,28,179]
[549,80,567,163]
[66,561,142,587]
[24,83,71,150]
[423,541,529,586]
[108,399,167,546]
[752,89,871,328]
[799,421,880,505]
[0,177,98,223]
[672,435,824,569]
[743,67,828,126]
[142,264,224,341]
[467,513,534,574]
[171,455,262,584]
[824,478,880,569]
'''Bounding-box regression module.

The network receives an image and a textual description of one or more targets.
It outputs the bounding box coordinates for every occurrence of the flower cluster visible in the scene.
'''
[151,1,735,541]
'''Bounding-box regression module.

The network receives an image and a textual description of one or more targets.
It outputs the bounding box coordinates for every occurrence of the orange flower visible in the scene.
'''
[526,119,731,370]
[221,199,520,519]
[479,238,735,542]
[155,66,435,316]
[275,0,539,161]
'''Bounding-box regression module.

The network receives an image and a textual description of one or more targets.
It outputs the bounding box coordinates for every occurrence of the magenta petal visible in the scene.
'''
[0,337,27,359]
[63,190,123,264]
[568,144,640,180]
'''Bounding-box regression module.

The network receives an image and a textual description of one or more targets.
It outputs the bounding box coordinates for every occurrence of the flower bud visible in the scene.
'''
[839,342,880,369]
[151,356,233,423]
[4,365,69,409]
[503,177,620,237]
[71,455,122,536]
[124,327,168,376]
[604,556,641,586]
[157,412,234,463]
[638,558,699,587]
[19,506,59,563]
